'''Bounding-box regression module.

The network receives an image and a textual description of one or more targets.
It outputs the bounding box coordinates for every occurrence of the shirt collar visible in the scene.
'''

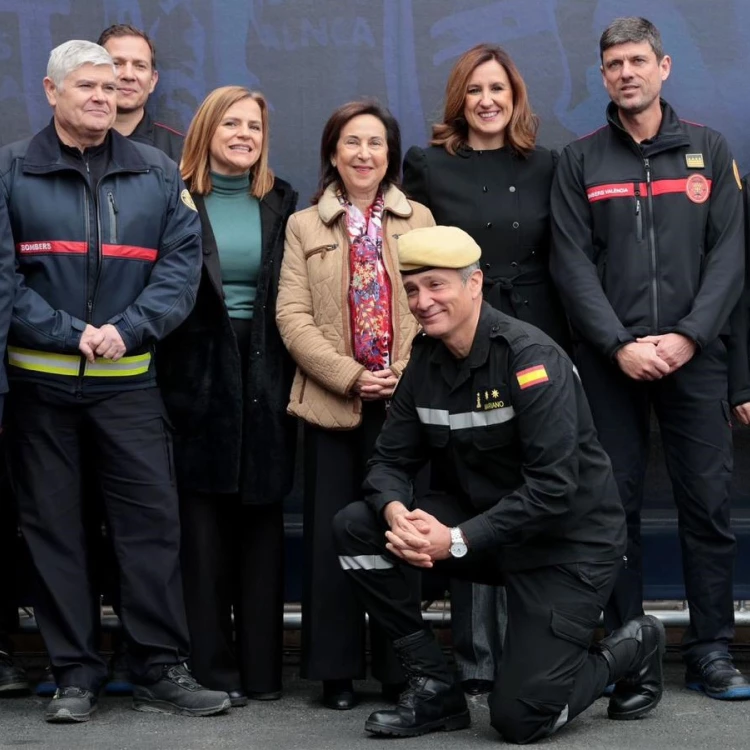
[428,302,494,387]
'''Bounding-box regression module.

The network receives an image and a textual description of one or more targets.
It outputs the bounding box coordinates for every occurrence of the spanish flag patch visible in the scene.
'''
[516,364,550,390]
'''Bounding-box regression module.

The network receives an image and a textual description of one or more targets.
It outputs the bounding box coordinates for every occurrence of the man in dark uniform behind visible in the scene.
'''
[97,24,183,163]
[333,225,666,744]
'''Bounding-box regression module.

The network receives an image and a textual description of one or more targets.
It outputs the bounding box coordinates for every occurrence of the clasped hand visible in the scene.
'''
[615,333,696,381]
[383,502,452,569]
[79,323,126,363]
[352,368,399,400]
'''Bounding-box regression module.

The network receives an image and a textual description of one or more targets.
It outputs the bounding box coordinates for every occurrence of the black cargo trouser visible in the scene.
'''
[575,339,736,662]
[0,435,19,653]
[7,384,190,692]
[333,496,618,744]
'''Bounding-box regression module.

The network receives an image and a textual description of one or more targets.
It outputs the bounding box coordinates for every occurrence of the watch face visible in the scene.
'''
[450,542,468,559]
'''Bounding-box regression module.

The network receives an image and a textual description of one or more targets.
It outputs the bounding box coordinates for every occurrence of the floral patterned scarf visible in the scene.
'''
[340,190,392,371]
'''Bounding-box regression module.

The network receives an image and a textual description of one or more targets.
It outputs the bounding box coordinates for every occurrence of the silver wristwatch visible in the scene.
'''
[449,527,468,558]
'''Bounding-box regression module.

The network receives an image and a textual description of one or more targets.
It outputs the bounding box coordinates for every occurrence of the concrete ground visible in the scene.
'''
[1,655,749,750]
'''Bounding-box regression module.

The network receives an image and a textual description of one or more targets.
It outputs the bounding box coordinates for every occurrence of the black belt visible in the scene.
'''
[483,268,549,315]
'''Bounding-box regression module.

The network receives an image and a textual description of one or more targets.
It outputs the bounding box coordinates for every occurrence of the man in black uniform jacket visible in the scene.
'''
[97,24,183,163]
[550,17,749,703]
[1,39,229,723]
[333,225,665,744]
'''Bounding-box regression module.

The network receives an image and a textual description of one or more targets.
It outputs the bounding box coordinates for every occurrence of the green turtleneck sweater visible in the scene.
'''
[203,171,262,320]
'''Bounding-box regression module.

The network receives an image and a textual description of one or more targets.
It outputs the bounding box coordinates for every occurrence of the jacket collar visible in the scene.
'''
[606,98,691,156]
[192,178,296,300]
[428,302,497,390]
[23,120,151,174]
[430,301,494,366]
[316,182,413,225]
[130,111,155,142]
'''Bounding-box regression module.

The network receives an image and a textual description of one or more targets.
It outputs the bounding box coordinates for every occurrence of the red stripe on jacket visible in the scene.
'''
[102,244,158,262]
[16,241,157,262]
[586,178,712,202]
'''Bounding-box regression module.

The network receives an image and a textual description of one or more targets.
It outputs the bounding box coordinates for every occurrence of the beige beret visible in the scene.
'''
[397,226,482,275]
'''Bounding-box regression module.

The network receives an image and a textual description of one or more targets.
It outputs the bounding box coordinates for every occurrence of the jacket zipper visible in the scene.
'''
[78,160,105,390]
[90,166,104,332]
[634,186,643,242]
[107,191,118,244]
[304,243,337,260]
[644,158,659,331]
[77,177,91,390]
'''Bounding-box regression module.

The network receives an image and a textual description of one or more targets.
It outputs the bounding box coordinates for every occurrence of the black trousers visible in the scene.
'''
[333,496,618,744]
[450,580,506,682]
[7,385,190,691]
[179,494,284,694]
[575,340,736,660]
[177,317,285,694]
[302,402,405,683]
[0,436,19,654]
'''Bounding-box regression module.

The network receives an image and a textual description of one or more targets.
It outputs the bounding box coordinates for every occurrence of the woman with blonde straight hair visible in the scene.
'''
[159,85,297,705]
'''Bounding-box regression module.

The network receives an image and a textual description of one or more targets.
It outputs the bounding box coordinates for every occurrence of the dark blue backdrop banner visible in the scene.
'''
[1,0,749,203]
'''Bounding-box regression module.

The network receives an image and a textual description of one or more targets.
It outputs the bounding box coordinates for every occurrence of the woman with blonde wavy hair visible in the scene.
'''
[159,85,297,706]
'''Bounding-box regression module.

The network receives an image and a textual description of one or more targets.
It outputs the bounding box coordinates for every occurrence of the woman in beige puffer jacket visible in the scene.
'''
[276,99,433,710]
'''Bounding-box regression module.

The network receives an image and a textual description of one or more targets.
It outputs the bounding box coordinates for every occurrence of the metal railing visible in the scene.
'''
[16,601,750,632]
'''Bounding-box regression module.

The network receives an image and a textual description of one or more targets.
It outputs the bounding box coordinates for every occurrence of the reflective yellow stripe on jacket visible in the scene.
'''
[7,346,151,377]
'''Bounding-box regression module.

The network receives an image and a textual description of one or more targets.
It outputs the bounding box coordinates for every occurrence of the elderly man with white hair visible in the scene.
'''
[0,39,229,722]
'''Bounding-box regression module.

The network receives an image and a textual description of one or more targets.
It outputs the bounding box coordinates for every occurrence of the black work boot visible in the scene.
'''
[365,630,470,737]
[596,614,665,720]
[132,663,231,717]
[0,650,29,694]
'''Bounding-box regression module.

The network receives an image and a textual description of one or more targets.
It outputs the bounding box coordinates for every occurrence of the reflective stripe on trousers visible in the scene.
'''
[339,554,394,571]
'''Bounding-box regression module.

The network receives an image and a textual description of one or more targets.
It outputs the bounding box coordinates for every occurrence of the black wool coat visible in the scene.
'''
[403,144,570,349]
[157,177,298,504]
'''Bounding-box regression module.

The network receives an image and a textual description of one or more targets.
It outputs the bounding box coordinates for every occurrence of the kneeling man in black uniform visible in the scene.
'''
[333,226,665,744]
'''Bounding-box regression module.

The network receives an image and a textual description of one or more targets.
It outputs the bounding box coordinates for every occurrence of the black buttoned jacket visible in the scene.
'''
[403,144,568,348]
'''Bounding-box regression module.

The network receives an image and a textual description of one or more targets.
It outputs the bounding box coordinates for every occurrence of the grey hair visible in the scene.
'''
[599,17,664,62]
[47,40,114,88]
[459,261,481,284]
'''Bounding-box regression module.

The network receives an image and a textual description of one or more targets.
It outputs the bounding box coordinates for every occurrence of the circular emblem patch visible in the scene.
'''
[685,174,710,204]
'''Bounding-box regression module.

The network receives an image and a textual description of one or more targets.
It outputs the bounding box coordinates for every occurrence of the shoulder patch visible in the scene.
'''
[181,189,197,211]
[516,364,549,390]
